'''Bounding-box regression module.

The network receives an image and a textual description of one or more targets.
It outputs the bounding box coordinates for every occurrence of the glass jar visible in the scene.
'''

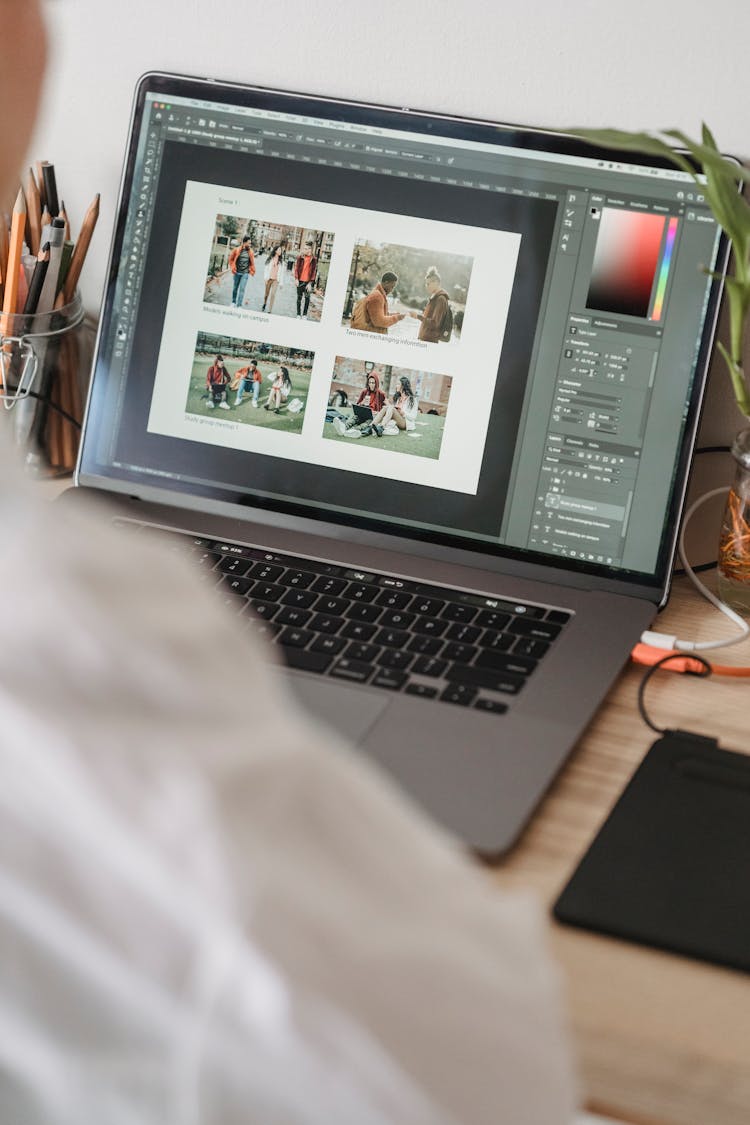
[0,291,95,476]
[717,427,750,613]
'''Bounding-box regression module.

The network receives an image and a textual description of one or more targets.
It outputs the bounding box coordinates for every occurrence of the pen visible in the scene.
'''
[41,162,59,219]
[23,242,50,315]
[61,192,99,304]
[36,217,65,314]
[25,168,42,255]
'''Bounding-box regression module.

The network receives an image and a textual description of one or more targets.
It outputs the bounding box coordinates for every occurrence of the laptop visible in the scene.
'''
[66,71,728,855]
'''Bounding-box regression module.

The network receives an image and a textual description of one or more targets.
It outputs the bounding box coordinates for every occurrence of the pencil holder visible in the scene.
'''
[0,291,94,476]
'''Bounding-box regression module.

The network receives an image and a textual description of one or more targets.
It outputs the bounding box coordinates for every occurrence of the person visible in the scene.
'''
[261,243,286,312]
[332,370,385,436]
[231,358,260,407]
[228,234,256,307]
[408,267,452,342]
[0,5,575,1121]
[367,375,419,437]
[251,360,263,407]
[351,271,405,334]
[205,353,231,409]
[263,365,292,413]
[293,239,317,318]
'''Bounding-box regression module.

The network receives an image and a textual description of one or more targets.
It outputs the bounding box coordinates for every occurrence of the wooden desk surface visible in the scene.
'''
[492,578,750,1125]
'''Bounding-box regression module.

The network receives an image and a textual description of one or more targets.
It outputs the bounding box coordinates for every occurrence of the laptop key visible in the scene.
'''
[440,683,477,706]
[342,620,378,642]
[222,576,253,596]
[475,609,512,631]
[247,599,279,620]
[375,627,410,648]
[309,613,346,634]
[253,581,285,602]
[283,570,316,589]
[344,642,381,664]
[411,656,448,678]
[513,637,550,659]
[442,641,478,664]
[474,650,536,677]
[281,647,334,674]
[281,588,317,609]
[372,669,408,691]
[317,595,349,616]
[276,606,313,628]
[311,575,348,596]
[376,589,413,611]
[310,634,346,656]
[345,582,379,603]
[405,683,439,699]
[345,602,383,624]
[219,556,252,576]
[251,563,284,583]
[407,634,444,656]
[377,648,413,670]
[447,664,524,695]
[412,616,448,637]
[508,618,562,642]
[546,609,572,625]
[330,658,375,684]
[277,627,315,648]
[387,610,415,630]
[442,603,477,623]
[478,629,514,652]
[245,618,282,641]
[411,596,446,617]
[474,698,509,714]
[446,623,481,645]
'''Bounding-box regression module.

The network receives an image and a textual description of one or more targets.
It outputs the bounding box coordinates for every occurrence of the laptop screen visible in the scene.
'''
[80,73,726,588]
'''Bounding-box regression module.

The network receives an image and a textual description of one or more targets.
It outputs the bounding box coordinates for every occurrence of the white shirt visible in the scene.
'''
[0,444,576,1123]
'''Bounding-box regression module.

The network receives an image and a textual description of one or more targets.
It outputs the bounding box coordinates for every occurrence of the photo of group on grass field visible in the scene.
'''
[342,240,473,344]
[203,215,335,321]
[186,331,313,436]
[323,356,452,460]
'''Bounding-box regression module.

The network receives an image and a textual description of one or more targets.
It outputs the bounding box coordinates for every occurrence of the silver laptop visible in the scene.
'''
[67,72,727,855]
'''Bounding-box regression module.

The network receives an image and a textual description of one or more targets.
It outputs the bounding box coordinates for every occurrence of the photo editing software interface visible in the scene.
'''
[90,85,721,578]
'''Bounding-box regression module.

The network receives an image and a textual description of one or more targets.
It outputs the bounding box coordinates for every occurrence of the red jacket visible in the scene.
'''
[228,244,256,275]
[356,371,385,413]
[294,254,318,283]
[206,363,230,388]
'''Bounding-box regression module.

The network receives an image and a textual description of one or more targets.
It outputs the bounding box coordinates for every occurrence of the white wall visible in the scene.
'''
[28,0,750,495]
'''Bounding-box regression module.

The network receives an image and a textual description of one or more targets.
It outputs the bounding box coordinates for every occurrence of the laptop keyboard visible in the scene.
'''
[119,522,572,713]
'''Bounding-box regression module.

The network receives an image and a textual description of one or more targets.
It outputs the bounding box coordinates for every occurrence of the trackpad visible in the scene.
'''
[287,674,389,744]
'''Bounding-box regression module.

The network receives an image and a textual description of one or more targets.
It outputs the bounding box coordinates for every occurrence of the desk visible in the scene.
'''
[493,578,750,1125]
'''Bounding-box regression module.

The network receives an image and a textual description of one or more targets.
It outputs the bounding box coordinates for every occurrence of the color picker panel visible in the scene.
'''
[587,209,667,318]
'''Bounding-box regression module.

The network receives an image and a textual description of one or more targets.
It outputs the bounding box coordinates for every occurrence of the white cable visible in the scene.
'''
[641,486,750,652]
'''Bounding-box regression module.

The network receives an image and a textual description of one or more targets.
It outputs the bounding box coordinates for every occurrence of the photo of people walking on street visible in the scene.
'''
[203,215,335,321]
[186,331,314,435]
[323,356,452,460]
[342,240,472,343]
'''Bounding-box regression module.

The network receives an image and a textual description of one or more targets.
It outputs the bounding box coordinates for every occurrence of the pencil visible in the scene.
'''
[41,162,59,218]
[58,200,70,242]
[36,161,47,210]
[25,168,42,255]
[40,205,51,232]
[61,192,99,304]
[23,242,50,315]
[0,213,8,303]
[1,189,26,330]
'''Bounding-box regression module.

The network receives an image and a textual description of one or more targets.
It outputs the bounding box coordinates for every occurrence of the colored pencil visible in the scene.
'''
[1,189,27,330]
[61,192,99,304]
[23,242,50,315]
[41,162,59,218]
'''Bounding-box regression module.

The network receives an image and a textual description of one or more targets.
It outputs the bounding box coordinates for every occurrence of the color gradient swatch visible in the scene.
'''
[586,209,667,318]
[650,216,679,321]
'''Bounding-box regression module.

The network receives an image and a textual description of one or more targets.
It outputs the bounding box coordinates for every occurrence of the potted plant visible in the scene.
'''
[576,125,750,611]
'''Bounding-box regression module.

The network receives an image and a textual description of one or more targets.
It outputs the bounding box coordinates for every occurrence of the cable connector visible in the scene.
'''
[631,642,707,674]
[641,630,678,650]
